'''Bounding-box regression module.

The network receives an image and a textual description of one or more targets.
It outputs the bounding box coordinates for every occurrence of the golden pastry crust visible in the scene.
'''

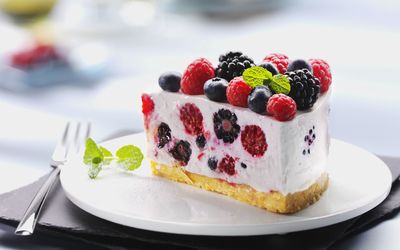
[150,161,329,214]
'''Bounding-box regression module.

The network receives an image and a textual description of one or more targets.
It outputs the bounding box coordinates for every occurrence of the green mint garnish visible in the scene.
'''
[100,146,113,165]
[242,66,291,94]
[116,145,144,171]
[84,138,103,165]
[269,74,291,95]
[242,66,272,87]
[88,164,102,179]
[83,138,144,179]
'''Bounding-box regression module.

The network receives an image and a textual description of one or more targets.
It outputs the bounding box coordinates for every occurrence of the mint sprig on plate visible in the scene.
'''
[242,66,291,95]
[83,138,144,179]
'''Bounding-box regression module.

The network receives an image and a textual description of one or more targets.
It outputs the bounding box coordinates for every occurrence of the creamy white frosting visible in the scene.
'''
[145,90,330,195]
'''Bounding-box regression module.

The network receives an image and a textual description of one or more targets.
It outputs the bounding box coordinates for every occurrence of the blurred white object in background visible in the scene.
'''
[53,0,156,35]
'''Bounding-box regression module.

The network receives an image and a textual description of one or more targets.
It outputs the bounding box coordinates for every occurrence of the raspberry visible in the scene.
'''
[241,125,268,157]
[169,140,192,166]
[267,94,297,121]
[157,122,171,148]
[218,155,236,176]
[141,94,154,129]
[263,53,289,74]
[141,94,154,116]
[226,77,252,107]
[309,59,332,93]
[181,58,215,95]
[179,103,204,136]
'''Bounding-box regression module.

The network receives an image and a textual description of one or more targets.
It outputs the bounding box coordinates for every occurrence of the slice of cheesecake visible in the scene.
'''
[141,53,332,213]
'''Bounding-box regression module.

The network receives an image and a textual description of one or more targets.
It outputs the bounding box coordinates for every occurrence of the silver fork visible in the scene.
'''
[15,121,91,236]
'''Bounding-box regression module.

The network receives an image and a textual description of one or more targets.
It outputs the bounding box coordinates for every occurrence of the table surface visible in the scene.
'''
[0,0,399,249]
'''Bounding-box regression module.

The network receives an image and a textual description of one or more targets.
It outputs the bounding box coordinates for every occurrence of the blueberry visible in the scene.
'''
[248,85,273,114]
[241,163,247,169]
[158,71,181,92]
[208,157,218,170]
[287,59,313,73]
[204,77,228,102]
[258,62,278,76]
[196,134,206,149]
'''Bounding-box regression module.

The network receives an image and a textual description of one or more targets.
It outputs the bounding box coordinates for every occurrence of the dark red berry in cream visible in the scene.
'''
[218,155,236,176]
[241,125,268,157]
[179,103,204,136]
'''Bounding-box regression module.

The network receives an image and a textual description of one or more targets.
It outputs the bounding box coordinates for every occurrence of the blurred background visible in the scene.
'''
[0,0,399,192]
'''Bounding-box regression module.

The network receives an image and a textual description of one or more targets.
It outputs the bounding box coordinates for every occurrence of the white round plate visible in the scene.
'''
[60,133,392,236]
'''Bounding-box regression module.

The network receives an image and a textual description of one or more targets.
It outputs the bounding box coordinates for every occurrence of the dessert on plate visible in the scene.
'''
[141,52,332,214]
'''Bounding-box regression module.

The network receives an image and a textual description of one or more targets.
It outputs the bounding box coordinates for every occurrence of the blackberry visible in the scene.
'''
[213,109,241,144]
[157,122,171,148]
[207,157,218,170]
[169,140,192,165]
[215,51,255,81]
[196,135,206,149]
[285,69,320,110]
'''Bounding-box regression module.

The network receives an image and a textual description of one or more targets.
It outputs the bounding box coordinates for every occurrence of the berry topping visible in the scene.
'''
[157,122,171,148]
[309,59,332,93]
[263,53,289,74]
[258,62,279,76]
[248,85,273,114]
[284,69,320,110]
[241,125,268,157]
[179,103,204,136]
[303,126,316,155]
[218,155,236,176]
[169,140,192,165]
[266,94,297,121]
[196,134,206,149]
[141,94,154,116]
[226,77,252,107]
[204,77,228,102]
[287,59,313,73]
[208,157,218,170]
[213,109,241,143]
[215,51,256,82]
[158,71,181,92]
[11,44,60,69]
[181,58,215,95]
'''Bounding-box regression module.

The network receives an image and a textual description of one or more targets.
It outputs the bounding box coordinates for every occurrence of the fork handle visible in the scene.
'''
[15,167,61,236]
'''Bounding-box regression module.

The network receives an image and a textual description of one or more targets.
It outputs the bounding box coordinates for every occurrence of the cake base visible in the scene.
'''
[150,161,329,214]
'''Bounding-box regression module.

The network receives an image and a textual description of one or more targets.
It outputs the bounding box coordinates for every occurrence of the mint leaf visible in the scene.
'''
[88,164,102,179]
[242,66,272,87]
[83,138,103,165]
[100,146,113,165]
[269,74,291,95]
[116,145,144,171]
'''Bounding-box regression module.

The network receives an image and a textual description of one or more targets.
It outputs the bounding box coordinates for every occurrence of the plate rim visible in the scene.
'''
[60,133,392,236]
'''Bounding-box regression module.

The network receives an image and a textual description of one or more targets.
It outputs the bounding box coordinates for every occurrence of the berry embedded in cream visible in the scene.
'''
[141,52,333,214]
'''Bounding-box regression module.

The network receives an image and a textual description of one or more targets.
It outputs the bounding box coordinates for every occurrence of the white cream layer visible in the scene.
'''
[145,91,330,195]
